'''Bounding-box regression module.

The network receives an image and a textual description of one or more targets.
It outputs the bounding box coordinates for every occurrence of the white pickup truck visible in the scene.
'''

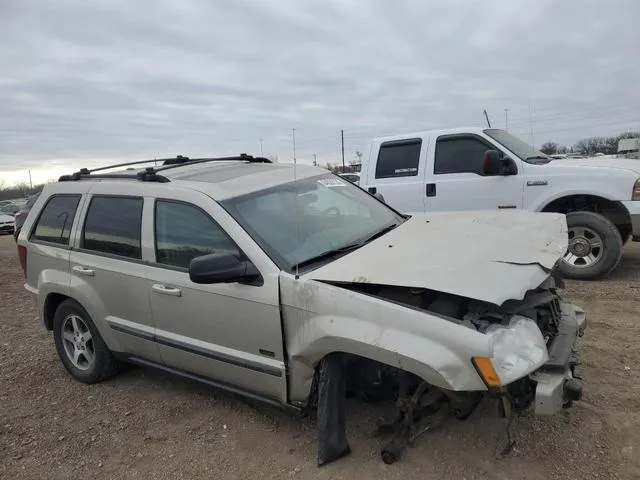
[358,127,640,280]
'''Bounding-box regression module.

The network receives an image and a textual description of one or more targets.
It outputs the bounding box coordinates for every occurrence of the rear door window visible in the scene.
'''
[82,196,143,259]
[31,195,81,245]
[375,139,422,179]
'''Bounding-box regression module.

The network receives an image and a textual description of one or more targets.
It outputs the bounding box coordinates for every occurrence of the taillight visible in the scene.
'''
[18,245,27,277]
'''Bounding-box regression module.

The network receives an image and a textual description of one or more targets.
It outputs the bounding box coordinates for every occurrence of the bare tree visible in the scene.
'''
[540,142,559,155]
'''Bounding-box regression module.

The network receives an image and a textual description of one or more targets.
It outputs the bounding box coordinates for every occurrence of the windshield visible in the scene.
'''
[483,129,551,164]
[221,173,405,272]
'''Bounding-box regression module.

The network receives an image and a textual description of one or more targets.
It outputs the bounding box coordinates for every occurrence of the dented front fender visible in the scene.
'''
[279,275,493,405]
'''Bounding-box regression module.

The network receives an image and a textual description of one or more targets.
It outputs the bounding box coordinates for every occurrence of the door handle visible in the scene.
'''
[152,284,182,297]
[72,265,95,276]
[426,183,436,197]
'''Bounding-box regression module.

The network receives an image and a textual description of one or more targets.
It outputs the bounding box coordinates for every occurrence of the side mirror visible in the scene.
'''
[189,252,260,284]
[373,192,386,203]
[482,150,517,176]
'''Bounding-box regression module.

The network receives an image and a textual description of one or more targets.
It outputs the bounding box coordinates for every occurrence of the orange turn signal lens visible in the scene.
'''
[472,357,502,388]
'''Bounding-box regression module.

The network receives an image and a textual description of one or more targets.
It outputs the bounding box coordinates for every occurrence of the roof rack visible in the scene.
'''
[58,154,272,182]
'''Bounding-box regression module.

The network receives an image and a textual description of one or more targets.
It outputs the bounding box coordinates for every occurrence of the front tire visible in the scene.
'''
[558,211,623,280]
[52,299,120,383]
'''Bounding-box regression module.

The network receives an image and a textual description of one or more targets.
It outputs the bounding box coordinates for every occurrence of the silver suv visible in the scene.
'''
[17,155,586,465]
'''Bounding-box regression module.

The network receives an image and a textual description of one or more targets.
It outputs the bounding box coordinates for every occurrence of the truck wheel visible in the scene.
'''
[558,211,623,280]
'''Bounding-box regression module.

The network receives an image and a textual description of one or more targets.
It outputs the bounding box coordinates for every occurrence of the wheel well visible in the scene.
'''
[541,195,631,233]
[43,293,69,330]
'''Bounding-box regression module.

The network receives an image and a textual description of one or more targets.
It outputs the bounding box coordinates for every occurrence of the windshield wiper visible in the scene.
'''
[294,242,363,270]
[294,223,399,271]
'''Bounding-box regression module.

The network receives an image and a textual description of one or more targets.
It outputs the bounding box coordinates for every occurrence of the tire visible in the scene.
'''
[618,225,632,245]
[558,211,623,280]
[52,299,120,383]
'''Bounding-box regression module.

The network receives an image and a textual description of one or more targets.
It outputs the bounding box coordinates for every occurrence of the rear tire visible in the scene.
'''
[52,299,120,384]
[558,211,623,280]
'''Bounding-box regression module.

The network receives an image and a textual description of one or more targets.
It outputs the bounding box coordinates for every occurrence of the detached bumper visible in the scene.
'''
[530,302,586,416]
[621,200,640,241]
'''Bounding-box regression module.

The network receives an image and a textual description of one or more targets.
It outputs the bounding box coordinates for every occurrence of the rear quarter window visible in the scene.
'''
[31,195,82,245]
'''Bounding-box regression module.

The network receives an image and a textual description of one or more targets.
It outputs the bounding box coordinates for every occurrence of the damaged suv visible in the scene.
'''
[17,155,586,465]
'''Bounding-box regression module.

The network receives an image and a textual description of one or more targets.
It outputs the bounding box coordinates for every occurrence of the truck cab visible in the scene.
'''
[359,127,640,280]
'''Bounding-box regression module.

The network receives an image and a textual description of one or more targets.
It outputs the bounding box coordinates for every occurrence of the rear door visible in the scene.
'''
[424,133,524,211]
[363,138,427,214]
[69,183,161,363]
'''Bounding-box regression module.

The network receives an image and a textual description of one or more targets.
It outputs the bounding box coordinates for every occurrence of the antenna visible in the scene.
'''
[292,128,300,279]
[483,109,492,128]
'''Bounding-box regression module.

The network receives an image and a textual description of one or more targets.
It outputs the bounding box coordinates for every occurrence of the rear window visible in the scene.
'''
[82,196,143,259]
[31,195,81,245]
[374,139,422,179]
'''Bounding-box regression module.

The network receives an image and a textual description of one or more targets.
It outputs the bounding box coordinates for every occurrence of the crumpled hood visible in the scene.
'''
[0,214,14,223]
[550,157,640,174]
[303,210,568,306]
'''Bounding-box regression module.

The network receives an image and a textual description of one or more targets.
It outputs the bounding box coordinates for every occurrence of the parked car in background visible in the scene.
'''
[0,202,20,216]
[358,127,640,280]
[13,193,40,241]
[0,212,15,235]
[17,155,585,465]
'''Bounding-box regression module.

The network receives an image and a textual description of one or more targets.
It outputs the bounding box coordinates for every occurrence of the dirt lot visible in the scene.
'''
[1,235,639,480]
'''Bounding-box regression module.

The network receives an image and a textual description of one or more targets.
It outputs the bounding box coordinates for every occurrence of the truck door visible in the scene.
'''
[424,133,524,212]
[363,137,427,214]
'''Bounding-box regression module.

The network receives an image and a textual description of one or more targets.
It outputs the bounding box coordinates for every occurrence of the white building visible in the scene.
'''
[617,138,640,158]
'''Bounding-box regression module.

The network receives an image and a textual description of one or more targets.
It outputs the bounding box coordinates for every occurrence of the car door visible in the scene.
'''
[424,134,524,212]
[363,138,428,214]
[68,183,162,363]
[146,190,286,404]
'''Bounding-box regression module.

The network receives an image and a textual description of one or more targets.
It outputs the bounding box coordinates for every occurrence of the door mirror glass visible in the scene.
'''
[189,252,260,284]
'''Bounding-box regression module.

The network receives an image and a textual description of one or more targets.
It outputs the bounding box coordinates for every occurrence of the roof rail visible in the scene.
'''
[58,154,272,182]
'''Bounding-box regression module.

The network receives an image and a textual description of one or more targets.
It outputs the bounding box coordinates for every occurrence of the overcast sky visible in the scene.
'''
[1,0,639,185]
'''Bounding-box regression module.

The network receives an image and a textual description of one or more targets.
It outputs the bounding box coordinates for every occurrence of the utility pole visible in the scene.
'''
[259,138,263,156]
[292,129,297,163]
[28,170,33,190]
[341,129,345,171]
[483,109,491,128]
[313,153,317,166]
[504,109,509,130]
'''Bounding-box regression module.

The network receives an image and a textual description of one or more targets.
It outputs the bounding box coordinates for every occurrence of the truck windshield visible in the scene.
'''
[221,173,405,272]
[483,129,551,164]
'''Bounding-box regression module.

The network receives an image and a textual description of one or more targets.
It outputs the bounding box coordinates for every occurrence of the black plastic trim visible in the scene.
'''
[107,322,282,377]
[154,334,282,377]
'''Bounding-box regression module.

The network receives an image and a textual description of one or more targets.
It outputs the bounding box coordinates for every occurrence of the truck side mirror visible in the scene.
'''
[483,150,517,176]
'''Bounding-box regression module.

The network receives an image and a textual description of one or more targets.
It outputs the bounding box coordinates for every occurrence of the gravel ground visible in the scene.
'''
[1,235,639,480]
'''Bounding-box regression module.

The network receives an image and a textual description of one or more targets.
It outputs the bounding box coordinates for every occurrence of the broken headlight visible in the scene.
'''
[482,316,549,387]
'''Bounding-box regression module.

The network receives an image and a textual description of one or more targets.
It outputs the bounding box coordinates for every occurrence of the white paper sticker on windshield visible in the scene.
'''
[317,178,344,187]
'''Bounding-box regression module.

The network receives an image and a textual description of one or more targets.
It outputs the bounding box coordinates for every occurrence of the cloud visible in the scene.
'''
[0,0,638,180]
